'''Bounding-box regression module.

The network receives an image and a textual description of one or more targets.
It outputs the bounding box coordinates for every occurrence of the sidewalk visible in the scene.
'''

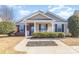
[14,38,79,54]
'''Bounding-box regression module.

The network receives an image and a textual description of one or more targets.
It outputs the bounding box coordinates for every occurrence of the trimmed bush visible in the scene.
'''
[32,32,64,38]
[57,32,65,38]
[47,32,58,38]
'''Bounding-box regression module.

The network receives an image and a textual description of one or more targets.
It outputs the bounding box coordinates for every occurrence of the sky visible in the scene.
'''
[8,5,79,21]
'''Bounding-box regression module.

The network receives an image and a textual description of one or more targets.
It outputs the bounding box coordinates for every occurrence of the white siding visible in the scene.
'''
[53,21,68,34]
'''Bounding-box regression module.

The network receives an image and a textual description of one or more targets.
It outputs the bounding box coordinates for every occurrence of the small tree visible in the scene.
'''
[68,15,79,37]
[0,21,16,35]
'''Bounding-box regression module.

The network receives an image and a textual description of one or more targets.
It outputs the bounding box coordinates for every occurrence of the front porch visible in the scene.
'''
[25,21,54,36]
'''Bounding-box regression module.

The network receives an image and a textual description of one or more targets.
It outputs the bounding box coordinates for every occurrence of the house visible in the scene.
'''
[15,10,68,36]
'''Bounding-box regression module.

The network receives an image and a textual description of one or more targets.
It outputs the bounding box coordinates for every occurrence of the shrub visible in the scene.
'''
[0,21,16,35]
[58,32,65,38]
[32,32,64,38]
[40,32,48,38]
[32,32,48,38]
[47,32,58,38]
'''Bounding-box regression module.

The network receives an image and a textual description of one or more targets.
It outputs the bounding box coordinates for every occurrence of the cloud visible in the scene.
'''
[57,11,73,19]
[19,10,30,16]
[8,5,31,20]
[15,10,31,20]
[48,5,74,19]
[8,5,27,11]
[48,5,64,11]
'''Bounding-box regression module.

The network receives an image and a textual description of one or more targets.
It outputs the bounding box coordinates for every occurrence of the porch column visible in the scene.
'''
[25,22,27,38]
[51,22,54,32]
[34,22,36,32]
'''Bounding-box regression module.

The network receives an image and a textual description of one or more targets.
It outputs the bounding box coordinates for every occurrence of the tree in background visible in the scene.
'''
[68,15,79,37]
[0,21,16,35]
[0,5,13,21]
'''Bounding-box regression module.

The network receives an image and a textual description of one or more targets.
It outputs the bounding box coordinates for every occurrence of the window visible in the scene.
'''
[31,26,34,33]
[55,24,64,32]
[19,25,25,32]
[58,28,62,32]
[41,25,46,32]
[39,24,47,32]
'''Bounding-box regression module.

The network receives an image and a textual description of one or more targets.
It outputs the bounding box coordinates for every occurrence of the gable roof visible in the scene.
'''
[16,10,67,23]
[45,11,66,21]
[26,10,53,20]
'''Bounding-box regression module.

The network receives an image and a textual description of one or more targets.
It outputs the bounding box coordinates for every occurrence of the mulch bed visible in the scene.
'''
[26,41,58,46]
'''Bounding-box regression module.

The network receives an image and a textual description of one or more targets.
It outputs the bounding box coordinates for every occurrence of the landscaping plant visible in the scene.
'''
[68,15,79,37]
[32,32,64,38]
[0,21,16,35]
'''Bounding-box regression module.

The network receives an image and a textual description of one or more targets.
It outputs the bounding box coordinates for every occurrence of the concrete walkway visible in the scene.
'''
[70,46,79,53]
[14,38,79,54]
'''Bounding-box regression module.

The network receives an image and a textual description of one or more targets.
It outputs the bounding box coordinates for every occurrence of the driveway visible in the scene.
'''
[14,38,79,54]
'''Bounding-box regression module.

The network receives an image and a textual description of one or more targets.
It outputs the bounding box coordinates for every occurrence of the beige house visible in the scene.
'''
[16,10,68,36]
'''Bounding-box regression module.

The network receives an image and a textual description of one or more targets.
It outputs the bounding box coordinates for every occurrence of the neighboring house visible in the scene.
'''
[15,10,68,36]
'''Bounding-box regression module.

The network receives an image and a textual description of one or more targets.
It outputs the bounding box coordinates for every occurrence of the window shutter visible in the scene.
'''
[46,24,48,31]
[24,25,25,32]
[55,24,57,32]
[62,24,64,32]
[39,24,41,32]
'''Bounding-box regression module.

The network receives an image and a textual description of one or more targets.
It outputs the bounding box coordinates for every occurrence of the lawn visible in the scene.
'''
[61,37,79,46]
[0,36,26,54]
